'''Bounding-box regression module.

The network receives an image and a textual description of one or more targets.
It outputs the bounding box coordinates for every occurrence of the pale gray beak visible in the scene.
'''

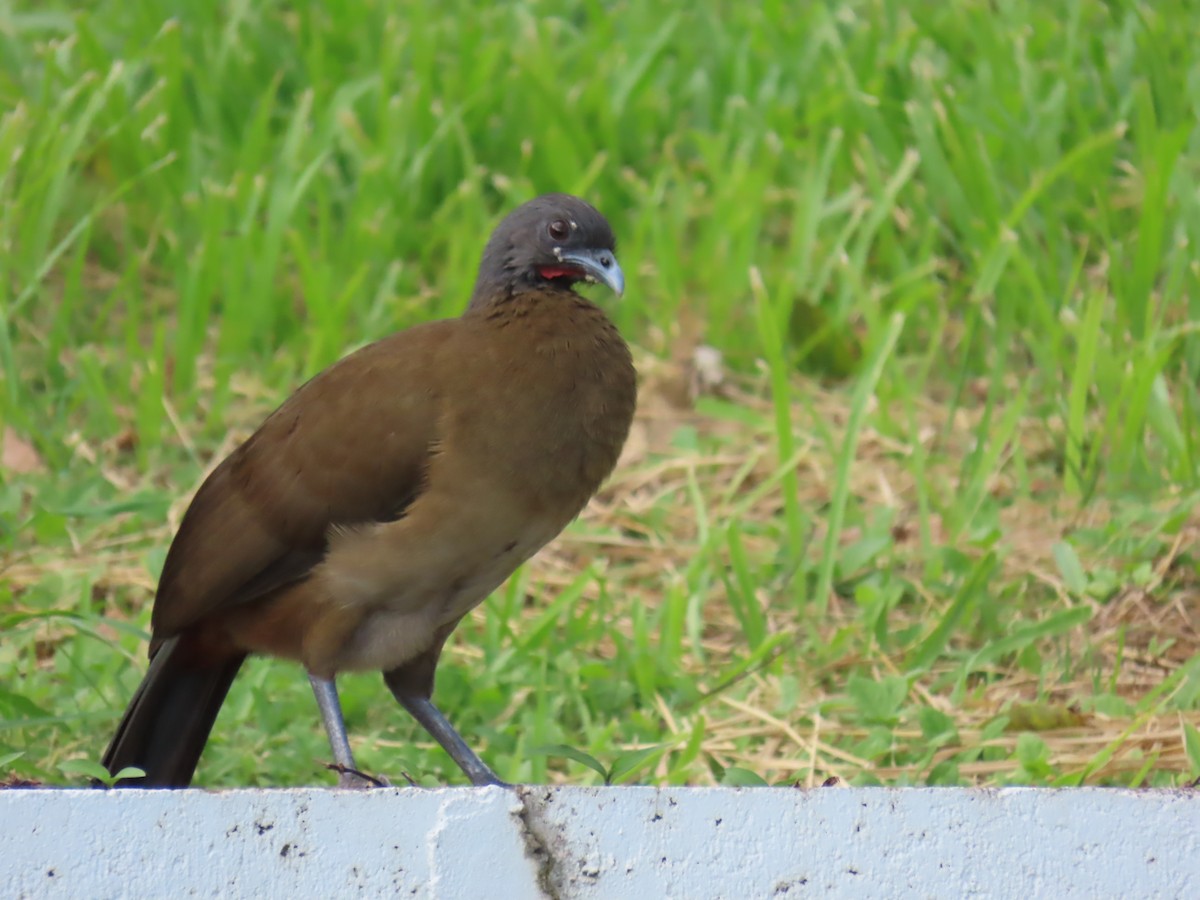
[560,247,625,296]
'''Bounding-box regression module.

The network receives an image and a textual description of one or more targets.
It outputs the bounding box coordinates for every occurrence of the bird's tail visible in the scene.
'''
[101,635,245,787]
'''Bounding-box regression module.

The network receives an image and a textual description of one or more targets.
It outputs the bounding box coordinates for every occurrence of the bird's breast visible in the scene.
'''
[449,299,636,514]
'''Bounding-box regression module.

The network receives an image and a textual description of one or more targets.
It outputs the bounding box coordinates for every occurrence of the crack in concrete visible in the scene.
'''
[513,787,561,900]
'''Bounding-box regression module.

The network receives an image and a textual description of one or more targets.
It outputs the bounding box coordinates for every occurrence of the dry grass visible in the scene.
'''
[491,345,1200,785]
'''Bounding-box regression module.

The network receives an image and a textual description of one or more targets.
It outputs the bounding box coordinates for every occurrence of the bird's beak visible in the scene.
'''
[559,248,625,297]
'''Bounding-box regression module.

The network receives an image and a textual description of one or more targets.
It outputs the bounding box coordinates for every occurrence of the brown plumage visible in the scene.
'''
[102,194,636,787]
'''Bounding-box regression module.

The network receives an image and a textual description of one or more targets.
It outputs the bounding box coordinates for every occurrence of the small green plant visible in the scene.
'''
[57,759,145,787]
[533,745,668,786]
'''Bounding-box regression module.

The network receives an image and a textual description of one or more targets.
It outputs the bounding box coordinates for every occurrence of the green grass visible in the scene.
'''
[3,0,1200,788]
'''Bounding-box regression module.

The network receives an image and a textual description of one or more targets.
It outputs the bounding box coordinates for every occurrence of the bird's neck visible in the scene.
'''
[464,282,593,319]
[468,272,590,313]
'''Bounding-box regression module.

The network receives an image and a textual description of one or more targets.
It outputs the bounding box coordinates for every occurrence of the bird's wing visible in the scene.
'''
[150,321,454,640]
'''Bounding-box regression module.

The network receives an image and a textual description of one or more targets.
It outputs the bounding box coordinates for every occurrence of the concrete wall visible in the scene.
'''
[2,786,1196,898]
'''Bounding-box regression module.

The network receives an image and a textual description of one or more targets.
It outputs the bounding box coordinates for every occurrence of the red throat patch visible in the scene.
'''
[537,265,585,281]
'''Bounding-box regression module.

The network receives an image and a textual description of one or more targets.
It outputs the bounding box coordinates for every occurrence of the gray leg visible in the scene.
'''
[392,691,511,787]
[308,674,385,788]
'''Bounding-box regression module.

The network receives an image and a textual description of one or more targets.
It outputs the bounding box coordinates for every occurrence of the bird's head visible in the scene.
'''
[470,194,624,308]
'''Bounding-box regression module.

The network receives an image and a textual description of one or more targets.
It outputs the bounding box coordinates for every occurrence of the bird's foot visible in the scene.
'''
[324,762,391,789]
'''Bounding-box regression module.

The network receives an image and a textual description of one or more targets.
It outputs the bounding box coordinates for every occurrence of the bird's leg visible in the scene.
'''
[308,674,387,789]
[390,690,511,788]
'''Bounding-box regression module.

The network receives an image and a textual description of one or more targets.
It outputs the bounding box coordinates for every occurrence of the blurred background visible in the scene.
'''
[2,0,1198,787]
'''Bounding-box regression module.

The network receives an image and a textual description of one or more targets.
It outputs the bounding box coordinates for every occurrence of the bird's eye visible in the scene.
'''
[547,219,570,241]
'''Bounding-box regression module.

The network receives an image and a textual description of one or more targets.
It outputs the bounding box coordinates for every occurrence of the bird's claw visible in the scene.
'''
[324,762,390,789]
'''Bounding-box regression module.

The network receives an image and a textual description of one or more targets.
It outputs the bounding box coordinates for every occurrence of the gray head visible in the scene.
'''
[469,194,624,309]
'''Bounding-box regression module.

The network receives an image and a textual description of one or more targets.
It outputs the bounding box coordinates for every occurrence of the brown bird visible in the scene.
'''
[102,194,636,788]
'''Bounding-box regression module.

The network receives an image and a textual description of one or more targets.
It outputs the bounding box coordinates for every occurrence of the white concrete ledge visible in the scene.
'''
[2,786,1196,898]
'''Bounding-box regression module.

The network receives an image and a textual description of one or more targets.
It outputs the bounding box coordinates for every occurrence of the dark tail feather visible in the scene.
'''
[101,636,246,787]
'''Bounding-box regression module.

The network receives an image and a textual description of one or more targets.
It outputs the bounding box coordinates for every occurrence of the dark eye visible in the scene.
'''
[547,219,570,241]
